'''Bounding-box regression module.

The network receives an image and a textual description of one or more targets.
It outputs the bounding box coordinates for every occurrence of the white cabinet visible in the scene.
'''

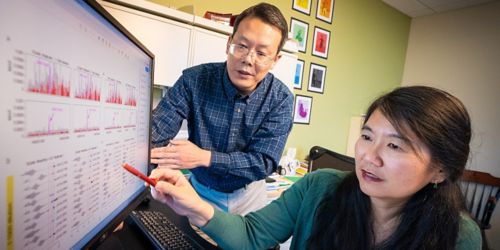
[101,1,192,86]
[271,52,297,91]
[190,27,229,66]
[98,0,297,89]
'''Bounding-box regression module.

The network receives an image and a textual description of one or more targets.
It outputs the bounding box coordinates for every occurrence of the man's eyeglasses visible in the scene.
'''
[228,43,275,66]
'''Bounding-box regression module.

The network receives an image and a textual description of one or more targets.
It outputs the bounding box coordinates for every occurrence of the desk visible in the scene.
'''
[94,193,219,250]
[266,174,302,201]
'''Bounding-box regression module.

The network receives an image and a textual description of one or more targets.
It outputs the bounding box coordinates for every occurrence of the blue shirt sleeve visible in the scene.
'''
[150,73,191,147]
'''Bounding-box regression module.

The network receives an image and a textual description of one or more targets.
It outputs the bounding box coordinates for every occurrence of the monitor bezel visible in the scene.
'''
[81,0,155,248]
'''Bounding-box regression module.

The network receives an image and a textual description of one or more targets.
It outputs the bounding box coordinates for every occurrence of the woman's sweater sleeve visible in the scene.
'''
[201,174,312,250]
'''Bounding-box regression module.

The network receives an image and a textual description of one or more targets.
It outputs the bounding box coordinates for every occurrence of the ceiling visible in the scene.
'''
[382,0,498,17]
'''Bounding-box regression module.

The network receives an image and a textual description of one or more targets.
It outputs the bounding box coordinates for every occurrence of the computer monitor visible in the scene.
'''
[0,0,154,249]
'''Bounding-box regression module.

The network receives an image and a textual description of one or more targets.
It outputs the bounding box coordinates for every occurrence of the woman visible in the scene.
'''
[149,86,481,249]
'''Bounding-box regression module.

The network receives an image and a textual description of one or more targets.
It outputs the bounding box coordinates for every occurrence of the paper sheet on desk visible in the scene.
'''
[266,175,299,201]
[266,175,294,188]
[284,176,301,183]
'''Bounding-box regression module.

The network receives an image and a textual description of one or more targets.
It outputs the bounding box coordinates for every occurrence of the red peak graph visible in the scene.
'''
[28,59,70,97]
[124,84,137,106]
[106,80,122,104]
[75,73,101,101]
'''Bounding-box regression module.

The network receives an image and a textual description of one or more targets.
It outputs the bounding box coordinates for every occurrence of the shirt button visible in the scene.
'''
[237,108,241,113]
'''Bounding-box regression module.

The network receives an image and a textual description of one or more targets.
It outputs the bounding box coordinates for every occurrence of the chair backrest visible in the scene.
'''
[308,146,355,172]
[460,169,500,230]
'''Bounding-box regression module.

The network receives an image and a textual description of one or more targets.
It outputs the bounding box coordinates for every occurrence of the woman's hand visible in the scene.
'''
[149,168,214,227]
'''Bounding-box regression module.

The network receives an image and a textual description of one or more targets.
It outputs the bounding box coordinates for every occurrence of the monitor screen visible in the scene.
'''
[0,0,153,249]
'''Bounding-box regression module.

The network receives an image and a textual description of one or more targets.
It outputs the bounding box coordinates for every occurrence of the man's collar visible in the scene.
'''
[223,67,269,103]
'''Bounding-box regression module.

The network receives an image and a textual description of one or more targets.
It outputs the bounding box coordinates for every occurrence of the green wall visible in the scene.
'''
[150,0,410,161]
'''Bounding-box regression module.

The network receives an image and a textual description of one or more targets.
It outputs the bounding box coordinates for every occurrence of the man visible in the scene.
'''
[150,3,293,215]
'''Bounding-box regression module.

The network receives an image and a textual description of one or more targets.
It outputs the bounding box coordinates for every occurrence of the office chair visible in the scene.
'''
[307,146,355,172]
[460,169,500,250]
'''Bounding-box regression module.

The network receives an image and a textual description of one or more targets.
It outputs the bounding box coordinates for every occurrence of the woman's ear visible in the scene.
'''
[433,168,447,184]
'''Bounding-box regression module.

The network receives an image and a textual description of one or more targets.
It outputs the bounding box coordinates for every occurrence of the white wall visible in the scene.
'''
[402,1,500,248]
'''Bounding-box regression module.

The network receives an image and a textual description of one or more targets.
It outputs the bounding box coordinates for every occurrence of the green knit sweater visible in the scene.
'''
[202,169,481,249]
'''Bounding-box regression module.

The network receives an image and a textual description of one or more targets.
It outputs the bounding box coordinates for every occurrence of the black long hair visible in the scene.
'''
[307,86,472,249]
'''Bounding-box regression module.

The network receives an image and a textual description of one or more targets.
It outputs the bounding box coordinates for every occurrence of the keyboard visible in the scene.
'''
[129,210,203,250]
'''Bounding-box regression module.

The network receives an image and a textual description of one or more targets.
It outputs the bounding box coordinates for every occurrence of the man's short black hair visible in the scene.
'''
[232,3,288,53]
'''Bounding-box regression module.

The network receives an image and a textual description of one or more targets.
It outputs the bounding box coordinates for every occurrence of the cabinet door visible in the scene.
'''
[190,27,229,66]
[271,52,298,91]
[102,4,191,87]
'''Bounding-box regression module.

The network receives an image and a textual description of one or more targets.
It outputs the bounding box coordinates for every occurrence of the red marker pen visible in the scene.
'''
[122,163,157,187]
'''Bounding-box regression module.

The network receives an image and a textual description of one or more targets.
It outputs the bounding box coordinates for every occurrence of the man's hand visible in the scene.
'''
[151,140,211,169]
[149,168,214,227]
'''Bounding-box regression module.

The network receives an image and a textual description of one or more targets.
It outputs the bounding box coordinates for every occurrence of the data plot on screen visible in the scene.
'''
[25,101,70,137]
[73,106,101,133]
[123,110,136,129]
[26,53,71,97]
[104,108,122,130]
[105,79,122,104]
[75,70,101,101]
[124,84,137,106]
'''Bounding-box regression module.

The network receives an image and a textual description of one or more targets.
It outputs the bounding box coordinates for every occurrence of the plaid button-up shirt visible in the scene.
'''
[151,62,293,192]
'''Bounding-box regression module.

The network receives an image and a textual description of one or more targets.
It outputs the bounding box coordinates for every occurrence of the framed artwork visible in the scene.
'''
[308,63,326,93]
[293,95,313,124]
[290,18,309,53]
[312,26,330,59]
[293,59,305,89]
[316,0,334,23]
[292,0,312,15]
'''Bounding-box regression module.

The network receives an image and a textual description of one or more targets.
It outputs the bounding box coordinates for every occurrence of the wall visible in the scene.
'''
[402,2,500,248]
[149,0,410,160]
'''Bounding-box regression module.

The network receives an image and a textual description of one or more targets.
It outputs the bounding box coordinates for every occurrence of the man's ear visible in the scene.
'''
[270,53,282,70]
[226,36,232,55]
